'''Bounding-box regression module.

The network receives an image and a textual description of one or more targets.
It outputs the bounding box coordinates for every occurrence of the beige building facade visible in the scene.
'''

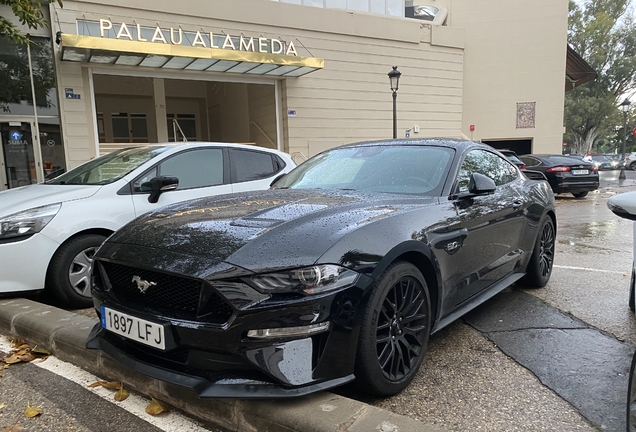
[0,0,571,190]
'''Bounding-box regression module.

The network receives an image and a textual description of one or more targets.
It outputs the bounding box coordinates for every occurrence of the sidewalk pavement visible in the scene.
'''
[0,298,442,432]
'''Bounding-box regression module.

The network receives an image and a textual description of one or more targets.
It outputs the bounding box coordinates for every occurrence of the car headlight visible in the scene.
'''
[0,203,61,240]
[247,264,359,295]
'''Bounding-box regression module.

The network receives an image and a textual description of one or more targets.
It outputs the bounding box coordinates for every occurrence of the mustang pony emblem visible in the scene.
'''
[132,275,157,293]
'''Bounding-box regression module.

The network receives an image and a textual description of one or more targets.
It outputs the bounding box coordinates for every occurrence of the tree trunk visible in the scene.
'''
[572,126,598,155]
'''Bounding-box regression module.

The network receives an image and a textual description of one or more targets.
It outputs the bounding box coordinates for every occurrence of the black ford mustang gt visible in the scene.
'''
[87,139,556,398]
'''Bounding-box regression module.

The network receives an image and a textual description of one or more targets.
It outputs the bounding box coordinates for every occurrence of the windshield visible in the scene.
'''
[47,146,169,185]
[273,145,454,195]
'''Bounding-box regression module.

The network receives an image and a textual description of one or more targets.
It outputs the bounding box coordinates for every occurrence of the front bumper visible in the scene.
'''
[87,245,374,398]
[86,324,354,398]
[0,233,59,293]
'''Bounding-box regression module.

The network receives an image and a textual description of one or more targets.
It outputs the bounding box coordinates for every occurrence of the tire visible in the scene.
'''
[630,162,636,170]
[519,218,555,288]
[572,191,588,198]
[46,234,107,309]
[630,268,635,313]
[355,261,431,396]
[628,351,636,431]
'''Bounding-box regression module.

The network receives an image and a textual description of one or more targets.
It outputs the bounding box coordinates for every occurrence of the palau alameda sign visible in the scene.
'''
[59,19,324,77]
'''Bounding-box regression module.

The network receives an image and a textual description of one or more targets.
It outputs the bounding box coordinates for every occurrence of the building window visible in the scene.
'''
[167,113,197,142]
[111,112,148,143]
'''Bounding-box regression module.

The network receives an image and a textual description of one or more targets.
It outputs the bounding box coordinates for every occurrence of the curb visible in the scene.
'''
[0,298,442,432]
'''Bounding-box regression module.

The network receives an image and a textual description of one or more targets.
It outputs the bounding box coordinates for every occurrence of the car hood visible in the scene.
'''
[0,183,101,217]
[106,189,436,271]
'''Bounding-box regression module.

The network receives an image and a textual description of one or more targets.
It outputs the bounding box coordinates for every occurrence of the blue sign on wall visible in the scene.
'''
[10,131,22,141]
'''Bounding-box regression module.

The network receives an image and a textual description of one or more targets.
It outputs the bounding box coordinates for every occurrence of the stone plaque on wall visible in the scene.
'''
[516,102,536,128]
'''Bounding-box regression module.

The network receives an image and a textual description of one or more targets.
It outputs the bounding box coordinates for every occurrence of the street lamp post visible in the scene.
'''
[388,66,401,139]
[619,98,631,180]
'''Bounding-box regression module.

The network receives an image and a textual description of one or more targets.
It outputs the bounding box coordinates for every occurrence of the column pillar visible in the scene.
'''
[153,78,168,143]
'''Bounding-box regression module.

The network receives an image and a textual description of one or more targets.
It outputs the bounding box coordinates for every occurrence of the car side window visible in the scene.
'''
[133,148,224,192]
[159,148,224,189]
[230,148,277,183]
[456,149,518,192]
[133,167,158,192]
[520,156,541,168]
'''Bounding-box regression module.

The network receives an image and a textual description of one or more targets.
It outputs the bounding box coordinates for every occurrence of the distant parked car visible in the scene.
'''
[624,152,636,170]
[583,154,614,170]
[519,154,599,198]
[0,143,295,308]
[498,149,526,170]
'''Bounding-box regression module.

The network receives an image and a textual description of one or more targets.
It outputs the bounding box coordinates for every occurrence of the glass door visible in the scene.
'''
[0,122,36,189]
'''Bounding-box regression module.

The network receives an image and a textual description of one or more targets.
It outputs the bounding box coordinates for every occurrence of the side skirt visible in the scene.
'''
[432,272,525,334]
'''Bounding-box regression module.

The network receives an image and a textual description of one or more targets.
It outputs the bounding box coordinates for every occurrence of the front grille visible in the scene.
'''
[98,261,233,324]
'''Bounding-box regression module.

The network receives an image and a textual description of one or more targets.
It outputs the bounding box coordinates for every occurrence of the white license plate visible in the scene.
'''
[572,169,589,175]
[101,306,166,350]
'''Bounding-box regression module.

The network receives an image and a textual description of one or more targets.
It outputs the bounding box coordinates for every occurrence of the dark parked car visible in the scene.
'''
[87,139,556,398]
[519,154,599,198]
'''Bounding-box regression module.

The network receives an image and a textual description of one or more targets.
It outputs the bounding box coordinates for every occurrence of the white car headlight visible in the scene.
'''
[0,203,61,241]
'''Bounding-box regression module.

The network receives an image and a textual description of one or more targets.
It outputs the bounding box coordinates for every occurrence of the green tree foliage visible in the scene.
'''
[0,1,61,112]
[0,0,62,45]
[565,0,636,155]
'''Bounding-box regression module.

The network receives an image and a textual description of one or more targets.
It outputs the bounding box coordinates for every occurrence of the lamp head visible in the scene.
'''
[620,98,631,113]
[388,66,401,92]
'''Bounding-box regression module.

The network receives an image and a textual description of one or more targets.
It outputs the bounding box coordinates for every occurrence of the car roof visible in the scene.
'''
[523,154,580,158]
[338,138,490,153]
[115,142,289,156]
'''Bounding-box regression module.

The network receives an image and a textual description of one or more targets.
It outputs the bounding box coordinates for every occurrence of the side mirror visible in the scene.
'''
[607,191,636,221]
[468,172,496,195]
[522,169,548,181]
[147,176,179,204]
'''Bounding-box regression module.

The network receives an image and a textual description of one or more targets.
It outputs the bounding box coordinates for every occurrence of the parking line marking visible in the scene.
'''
[0,336,211,432]
[554,264,627,274]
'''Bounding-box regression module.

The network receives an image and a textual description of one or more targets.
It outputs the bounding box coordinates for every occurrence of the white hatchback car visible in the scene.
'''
[0,142,295,308]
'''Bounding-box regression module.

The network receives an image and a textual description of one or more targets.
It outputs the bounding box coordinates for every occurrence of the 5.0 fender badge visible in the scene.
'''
[132,275,157,293]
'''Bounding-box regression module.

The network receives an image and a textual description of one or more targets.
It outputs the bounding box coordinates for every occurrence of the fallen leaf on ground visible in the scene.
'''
[24,402,42,418]
[0,402,5,409]
[114,385,129,402]
[145,397,170,415]
[17,354,36,363]
[3,355,22,365]
[2,425,24,432]
[88,380,122,390]
[9,339,25,348]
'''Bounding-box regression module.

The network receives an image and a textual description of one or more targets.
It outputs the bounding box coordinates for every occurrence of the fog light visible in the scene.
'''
[247,322,330,339]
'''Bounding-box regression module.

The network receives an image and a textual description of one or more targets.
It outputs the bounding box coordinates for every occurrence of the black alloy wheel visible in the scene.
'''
[355,261,431,396]
[538,220,555,279]
[519,218,555,288]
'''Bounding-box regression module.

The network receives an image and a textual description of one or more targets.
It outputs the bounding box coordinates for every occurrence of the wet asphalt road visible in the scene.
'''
[352,170,636,431]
